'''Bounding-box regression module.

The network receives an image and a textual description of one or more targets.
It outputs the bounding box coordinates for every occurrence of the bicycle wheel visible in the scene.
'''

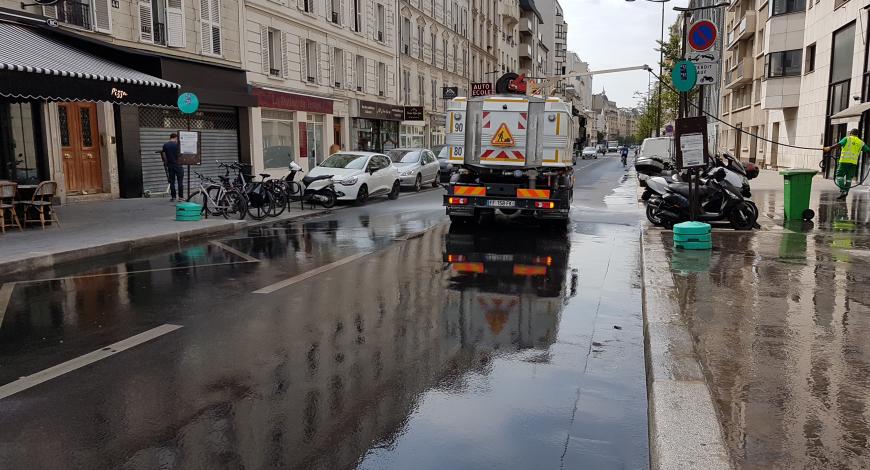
[186,190,209,215]
[267,183,287,217]
[205,186,224,216]
[220,189,247,220]
[245,184,272,220]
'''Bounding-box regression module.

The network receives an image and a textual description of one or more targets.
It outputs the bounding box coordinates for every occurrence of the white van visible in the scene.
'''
[635,137,674,185]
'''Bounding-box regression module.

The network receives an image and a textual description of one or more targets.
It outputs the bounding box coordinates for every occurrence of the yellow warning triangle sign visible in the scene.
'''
[491,123,515,147]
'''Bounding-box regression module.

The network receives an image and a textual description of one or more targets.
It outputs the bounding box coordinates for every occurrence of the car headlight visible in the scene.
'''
[337,176,358,186]
[401,169,416,176]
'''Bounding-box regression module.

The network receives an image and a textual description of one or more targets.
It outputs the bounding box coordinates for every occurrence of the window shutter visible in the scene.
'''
[42,5,58,19]
[260,26,270,74]
[329,47,336,86]
[93,0,112,33]
[210,0,222,55]
[300,40,308,82]
[138,0,154,43]
[387,67,395,98]
[166,0,186,47]
[340,0,346,25]
[367,58,374,94]
[316,42,324,84]
[199,0,211,53]
[346,55,354,90]
[280,32,289,79]
[369,0,376,41]
[385,4,393,46]
[297,0,304,9]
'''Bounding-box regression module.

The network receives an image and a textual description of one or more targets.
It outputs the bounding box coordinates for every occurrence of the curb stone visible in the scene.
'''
[640,225,733,470]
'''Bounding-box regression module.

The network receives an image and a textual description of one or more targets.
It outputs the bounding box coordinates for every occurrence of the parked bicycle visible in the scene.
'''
[186,172,247,219]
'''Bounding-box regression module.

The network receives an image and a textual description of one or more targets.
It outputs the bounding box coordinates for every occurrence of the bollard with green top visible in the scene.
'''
[673,221,712,250]
[779,169,818,221]
[176,202,202,221]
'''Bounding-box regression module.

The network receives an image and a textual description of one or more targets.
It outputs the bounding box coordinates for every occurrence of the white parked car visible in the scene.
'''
[386,148,440,191]
[307,152,400,204]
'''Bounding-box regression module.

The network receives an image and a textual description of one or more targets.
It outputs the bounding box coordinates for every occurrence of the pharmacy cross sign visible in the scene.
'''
[688,20,717,52]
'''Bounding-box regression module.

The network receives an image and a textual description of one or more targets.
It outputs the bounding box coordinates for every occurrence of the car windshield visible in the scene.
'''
[583,147,597,152]
[387,150,421,164]
[437,147,449,160]
[319,153,368,169]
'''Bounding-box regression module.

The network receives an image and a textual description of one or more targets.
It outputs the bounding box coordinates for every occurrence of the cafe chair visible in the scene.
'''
[0,181,23,233]
[19,181,60,229]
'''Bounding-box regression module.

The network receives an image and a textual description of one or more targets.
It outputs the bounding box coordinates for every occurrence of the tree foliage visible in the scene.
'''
[635,20,682,142]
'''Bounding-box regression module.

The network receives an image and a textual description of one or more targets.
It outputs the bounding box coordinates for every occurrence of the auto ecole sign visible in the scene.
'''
[688,20,717,52]
[471,83,493,97]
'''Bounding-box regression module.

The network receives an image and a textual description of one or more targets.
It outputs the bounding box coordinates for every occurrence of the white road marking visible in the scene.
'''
[209,241,260,262]
[0,282,15,328]
[253,251,373,294]
[17,261,259,285]
[0,324,182,401]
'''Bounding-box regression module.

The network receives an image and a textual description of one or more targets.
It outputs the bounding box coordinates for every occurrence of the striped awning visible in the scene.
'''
[0,22,180,105]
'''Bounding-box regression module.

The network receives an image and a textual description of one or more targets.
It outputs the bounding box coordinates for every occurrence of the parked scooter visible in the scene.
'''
[291,161,342,208]
[644,153,759,230]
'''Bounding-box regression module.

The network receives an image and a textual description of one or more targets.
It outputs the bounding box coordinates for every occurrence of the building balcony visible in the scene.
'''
[725,60,753,89]
[519,43,533,59]
[499,0,520,24]
[519,17,533,34]
[726,11,756,50]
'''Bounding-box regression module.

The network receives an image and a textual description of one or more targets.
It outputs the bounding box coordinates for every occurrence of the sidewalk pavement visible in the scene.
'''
[0,197,327,276]
[642,168,870,469]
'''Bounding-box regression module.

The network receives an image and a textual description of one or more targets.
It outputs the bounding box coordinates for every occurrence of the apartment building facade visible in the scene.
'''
[470,0,498,84]
[0,0,252,201]
[495,0,520,75]
[518,0,546,79]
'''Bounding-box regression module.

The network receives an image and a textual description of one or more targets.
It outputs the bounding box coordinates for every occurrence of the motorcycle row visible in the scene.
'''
[636,150,761,230]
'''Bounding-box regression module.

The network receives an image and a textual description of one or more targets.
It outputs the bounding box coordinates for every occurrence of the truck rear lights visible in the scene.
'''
[448,197,468,205]
[534,201,555,209]
[447,254,466,262]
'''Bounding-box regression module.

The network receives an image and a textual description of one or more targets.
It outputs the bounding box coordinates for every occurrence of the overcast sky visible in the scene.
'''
[562,0,681,109]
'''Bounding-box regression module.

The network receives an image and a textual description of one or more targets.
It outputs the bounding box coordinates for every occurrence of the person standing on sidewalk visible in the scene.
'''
[162,133,184,202]
[824,129,870,200]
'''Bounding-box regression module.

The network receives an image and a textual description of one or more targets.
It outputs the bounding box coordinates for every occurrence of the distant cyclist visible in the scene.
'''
[620,146,629,168]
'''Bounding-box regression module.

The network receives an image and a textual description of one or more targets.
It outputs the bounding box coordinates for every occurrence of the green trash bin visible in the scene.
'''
[779,169,818,221]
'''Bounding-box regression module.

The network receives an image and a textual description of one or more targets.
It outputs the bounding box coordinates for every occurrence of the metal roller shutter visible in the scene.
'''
[138,106,239,196]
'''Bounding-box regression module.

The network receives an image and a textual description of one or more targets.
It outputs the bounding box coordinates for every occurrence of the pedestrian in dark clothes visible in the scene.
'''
[162,133,184,201]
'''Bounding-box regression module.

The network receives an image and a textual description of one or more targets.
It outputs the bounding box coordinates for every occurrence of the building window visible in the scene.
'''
[302,0,314,14]
[402,69,410,103]
[805,43,816,73]
[834,0,849,9]
[443,38,447,69]
[401,17,411,55]
[378,62,386,96]
[267,29,281,76]
[261,109,296,170]
[828,23,856,116]
[765,50,802,78]
[452,44,458,72]
[305,40,317,82]
[333,48,344,87]
[356,55,366,91]
[770,0,805,16]
[376,3,385,42]
[431,79,437,111]
[417,25,424,60]
[418,74,425,106]
[330,0,340,23]
[0,103,44,185]
[431,32,437,65]
[352,0,362,32]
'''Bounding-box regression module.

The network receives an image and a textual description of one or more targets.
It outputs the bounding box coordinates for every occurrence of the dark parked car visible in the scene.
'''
[435,146,453,183]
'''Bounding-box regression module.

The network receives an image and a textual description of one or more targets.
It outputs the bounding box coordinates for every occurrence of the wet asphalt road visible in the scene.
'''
[0,155,648,469]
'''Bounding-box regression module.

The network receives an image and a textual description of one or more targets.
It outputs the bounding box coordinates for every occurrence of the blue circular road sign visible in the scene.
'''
[177,92,199,114]
[671,60,698,92]
[688,20,718,52]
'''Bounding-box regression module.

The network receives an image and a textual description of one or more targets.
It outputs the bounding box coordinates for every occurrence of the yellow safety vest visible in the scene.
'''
[840,135,864,165]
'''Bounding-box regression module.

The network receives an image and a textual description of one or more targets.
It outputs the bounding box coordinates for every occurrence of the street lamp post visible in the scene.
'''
[626,0,670,137]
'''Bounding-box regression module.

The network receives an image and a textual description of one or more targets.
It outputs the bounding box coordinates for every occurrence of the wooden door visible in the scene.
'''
[59,102,102,194]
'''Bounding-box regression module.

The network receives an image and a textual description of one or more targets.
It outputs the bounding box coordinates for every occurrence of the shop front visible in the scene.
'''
[400,106,426,148]
[251,87,334,175]
[429,112,447,148]
[351,100,403,152]
[0,20,180,202]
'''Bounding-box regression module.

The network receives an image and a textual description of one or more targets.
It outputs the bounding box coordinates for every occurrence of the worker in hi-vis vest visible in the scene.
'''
[824,128,870,199]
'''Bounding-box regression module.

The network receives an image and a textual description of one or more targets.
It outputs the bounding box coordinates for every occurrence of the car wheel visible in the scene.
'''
[414,174,422,192]
[356,184,368,205]
[388,180,400,200]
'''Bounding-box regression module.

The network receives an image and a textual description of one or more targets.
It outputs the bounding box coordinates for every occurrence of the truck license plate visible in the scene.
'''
[487,200,515,208]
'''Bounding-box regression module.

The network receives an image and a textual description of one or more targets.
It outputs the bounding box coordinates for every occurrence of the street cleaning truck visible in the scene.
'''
[443,74,575,226]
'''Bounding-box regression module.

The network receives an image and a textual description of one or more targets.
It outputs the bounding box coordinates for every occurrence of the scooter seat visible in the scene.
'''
[669,182,717,199]
[302,174,333,185]
[260,173,271,179]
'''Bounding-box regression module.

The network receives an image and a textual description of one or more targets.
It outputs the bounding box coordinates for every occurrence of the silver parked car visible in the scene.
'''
[386,148,440,191]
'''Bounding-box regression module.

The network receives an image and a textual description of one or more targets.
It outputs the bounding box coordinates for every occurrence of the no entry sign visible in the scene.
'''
[688,20,718,52]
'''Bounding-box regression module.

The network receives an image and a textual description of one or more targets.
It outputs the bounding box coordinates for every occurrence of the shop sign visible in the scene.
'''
[442,86,459,100]
[252,87,333,114]
[404,106,424,121]
[430,113,446,128]
[357,100,404,121]
[471,83,493,97]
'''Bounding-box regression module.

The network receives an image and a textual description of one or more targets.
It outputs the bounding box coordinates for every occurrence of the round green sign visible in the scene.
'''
[177,92,199,114]
[671,60,697,92]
